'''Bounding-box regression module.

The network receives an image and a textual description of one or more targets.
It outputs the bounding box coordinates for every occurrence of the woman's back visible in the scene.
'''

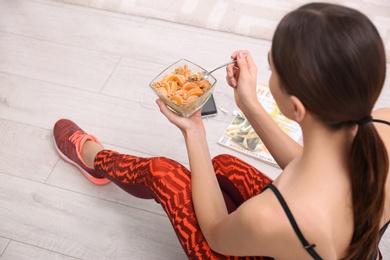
[255,108,390,259]
[258,116,355,258]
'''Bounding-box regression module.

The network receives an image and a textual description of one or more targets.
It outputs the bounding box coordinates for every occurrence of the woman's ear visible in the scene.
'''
[290,96,306,123]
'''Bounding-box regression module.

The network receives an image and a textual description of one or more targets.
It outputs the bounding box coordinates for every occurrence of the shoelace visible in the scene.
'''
[69,130,87,154]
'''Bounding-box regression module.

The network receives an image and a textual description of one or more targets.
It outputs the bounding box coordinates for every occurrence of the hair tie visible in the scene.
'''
[357,116,373,126]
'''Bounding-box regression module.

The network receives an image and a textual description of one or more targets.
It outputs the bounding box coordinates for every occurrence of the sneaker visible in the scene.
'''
[53,119,110,185]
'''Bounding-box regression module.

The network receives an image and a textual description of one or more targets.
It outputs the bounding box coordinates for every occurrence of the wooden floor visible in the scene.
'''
[0,0,389,259]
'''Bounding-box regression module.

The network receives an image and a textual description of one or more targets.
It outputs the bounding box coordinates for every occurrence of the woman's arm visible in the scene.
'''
[156,102,228,240]
[226,51,302,169]
[240,99,302,169]
[183,119,230,239]
[157,101,281,256]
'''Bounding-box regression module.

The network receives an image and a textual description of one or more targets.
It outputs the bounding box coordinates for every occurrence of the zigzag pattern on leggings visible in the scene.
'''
[212,154,272,201]
[94,150,273,260]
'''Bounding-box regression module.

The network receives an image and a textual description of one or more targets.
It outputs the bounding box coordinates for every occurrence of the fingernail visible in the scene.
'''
[238,52,243,58]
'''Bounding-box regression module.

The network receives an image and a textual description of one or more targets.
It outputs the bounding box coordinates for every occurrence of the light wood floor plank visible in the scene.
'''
[0,32,120,92]
[0,119,58,182]
[0,237,10,256]
[0,173,185,260]
[1,241,79,260]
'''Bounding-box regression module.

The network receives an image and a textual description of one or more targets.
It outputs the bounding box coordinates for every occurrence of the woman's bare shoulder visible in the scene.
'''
[372,108,390,144]
[373,108,390,121]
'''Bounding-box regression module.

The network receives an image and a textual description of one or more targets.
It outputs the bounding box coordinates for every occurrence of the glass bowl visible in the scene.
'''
[149,59,217,117]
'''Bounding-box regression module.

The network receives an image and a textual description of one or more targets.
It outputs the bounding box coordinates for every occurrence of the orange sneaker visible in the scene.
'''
[53,119,110,185]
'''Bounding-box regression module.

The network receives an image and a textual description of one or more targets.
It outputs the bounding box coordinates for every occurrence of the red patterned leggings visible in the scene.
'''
[94,151,273,260]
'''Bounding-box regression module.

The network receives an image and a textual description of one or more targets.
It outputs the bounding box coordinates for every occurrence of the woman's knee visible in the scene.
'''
[149,157,191,184]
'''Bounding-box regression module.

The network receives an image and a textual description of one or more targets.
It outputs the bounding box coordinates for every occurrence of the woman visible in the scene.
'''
[54,3,390,259]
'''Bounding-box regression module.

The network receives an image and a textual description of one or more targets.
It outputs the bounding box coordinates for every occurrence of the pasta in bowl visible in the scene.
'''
[149,59,217,117]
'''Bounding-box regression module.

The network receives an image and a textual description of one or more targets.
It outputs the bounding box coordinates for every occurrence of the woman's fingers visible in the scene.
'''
[156,99,178,124]
[226,66,238,88]
[226,50,257,88]
[156,99,203,132]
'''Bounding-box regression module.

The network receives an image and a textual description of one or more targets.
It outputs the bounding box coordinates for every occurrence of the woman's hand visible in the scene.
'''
[226,50,259,112]
[156,99,206,137]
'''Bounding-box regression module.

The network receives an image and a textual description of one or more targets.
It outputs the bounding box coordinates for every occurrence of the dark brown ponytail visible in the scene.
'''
[346,122,389,258]
[271,3,388,259]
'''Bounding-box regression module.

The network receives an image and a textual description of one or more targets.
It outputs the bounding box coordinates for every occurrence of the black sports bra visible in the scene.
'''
[373,119,390,126]
[264,182,390,260]
[262,118,390,259]
[263,183,323,259]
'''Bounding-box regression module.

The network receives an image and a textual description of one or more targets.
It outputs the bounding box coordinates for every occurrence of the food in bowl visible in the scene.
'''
[149,59,217,117]
[151,65,212,105]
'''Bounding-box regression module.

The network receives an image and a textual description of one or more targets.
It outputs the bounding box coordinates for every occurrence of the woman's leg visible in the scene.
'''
[53,119,272,259]
[212,154,273,208]
[93,150,271,260]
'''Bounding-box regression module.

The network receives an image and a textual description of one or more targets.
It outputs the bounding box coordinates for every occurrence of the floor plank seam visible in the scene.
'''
[0,238,11,256]
[99,56,123,94]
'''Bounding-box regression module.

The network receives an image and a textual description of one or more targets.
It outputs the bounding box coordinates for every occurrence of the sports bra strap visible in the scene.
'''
[265,183,323,260]
[373,119,390,126]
